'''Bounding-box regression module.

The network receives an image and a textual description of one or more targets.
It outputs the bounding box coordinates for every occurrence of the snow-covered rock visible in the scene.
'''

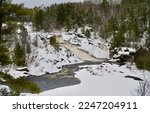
[111,47,136,63]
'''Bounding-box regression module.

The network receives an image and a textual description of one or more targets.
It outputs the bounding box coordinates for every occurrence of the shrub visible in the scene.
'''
[13,43,26,66]
[132,80,150,96]
[50,35,59,50]
[134,47,150,70]
[7,77,40,94]
[0,72,40,94]
[84,29,91,38]
[0,88,20,96]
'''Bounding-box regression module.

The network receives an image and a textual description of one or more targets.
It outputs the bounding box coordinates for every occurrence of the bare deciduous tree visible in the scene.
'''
[132,80,150,96]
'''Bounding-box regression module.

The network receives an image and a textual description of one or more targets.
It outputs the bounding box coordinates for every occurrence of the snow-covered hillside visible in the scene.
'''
[1,23,109,78]
[1,22,150,96]
[61,27,109,59]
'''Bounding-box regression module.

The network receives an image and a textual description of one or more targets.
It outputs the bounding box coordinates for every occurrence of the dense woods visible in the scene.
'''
[0,0,150,71]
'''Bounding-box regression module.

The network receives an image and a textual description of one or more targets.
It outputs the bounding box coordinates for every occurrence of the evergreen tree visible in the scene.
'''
[0,0,12,40]
[85,29,91,38]
[133,18,140,41]
[108,16,118,36]
[101,0,109,19]
[0,1,29,40]
[111,23,125,48]
[33,8,44,31]
[13,43,26,66]
[0,44,10,66]
[26,41,31,55]
[134,47,150,71]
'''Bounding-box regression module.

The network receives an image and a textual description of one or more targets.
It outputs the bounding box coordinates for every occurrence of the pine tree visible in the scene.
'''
[108,16,118,35]
[0,44,10,66]
[0,0,12,40]
[32,8,44,31]
[26,42,31,55]
[111,21,126,49]
[13,43,26,66]
[101,0,109,19]
[0,1,28,40]
[133,18,140,41]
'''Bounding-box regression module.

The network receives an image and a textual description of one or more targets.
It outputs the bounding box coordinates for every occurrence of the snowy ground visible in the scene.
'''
[0,85,9,95]
[0,85,9,89]
[1,23,109,78]
[1,23,150,96]
[25,63,150,96]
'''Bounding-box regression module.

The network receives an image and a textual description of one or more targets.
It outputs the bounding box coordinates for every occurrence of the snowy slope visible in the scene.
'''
[1,23,110,78]
[61,28,109,59]
[24,24,109,76]
[2,22,150,96]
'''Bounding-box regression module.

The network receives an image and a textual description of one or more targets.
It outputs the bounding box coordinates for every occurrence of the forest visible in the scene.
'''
[0,0,150,95]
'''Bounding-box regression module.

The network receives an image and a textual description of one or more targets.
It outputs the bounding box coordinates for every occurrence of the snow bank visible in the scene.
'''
[26,63,150,96]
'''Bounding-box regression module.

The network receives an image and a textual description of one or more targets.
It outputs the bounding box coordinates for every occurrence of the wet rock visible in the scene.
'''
[16,67,29,72]
[119,71,124,74]
[89,42,93,45]
[57,67,61,69]
[111,47,136,64]
[76,34,85,38]
[45,72,50,74]
[125,75,143,81]
[23,72,28,75]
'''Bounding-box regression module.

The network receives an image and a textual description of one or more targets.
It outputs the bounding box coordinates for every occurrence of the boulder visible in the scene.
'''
[16,67,29,72]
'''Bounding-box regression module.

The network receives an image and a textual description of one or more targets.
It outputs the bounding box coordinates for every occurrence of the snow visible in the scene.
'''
[62,43,100,61]
[1,23,83,78]
[113,47,136,58]
[27,45,82,76]
[16,28,21,34]
[1,22,150,96]
[0,78,6,82]
[61,29,110,59]
[24,25,109,76]
[78,38,109,59]
[0,85,10,95]
[25,63,150,96]
[1,23,110,78]
[2,68,28,79]
[0,85,9,90]
[2,24,7,28]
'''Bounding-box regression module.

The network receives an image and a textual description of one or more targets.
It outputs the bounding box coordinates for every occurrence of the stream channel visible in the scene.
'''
[26,60,110,92]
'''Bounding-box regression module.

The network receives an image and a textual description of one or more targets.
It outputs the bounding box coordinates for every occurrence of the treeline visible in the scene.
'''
[31,3,103,31]
[1,0,150,70]
[31,1,150,48]
[121,0,150,4]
